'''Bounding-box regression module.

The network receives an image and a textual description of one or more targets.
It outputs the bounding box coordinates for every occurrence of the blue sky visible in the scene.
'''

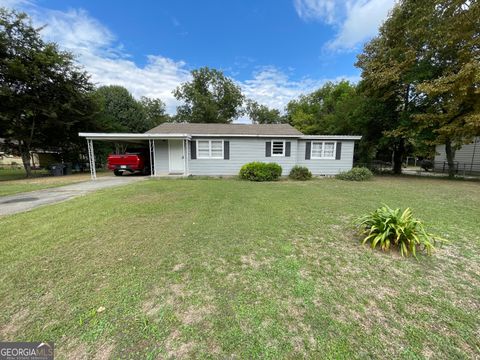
[1,0,395,119]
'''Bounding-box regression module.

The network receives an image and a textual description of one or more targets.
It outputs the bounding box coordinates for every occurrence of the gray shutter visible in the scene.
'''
[224,141,229,160]
[285,142,291,157]
[191,140,196,159]
[266,142,271,157]
[305,142,311,160]
[335,142,342,160]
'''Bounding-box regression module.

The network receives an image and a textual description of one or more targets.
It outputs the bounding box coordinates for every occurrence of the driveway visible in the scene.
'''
[0,176,145,216]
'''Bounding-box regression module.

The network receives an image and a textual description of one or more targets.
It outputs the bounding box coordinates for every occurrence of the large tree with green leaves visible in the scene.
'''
[0,8,98,177]
[356,0,479,176]
[93,85,148,133]
[173,67,244,123]
[139,96,170,129]
[413,0,480,177]
[285,81,360,134]
[245,100,283,124]
[285,80,397,163]
[355,2,431,174]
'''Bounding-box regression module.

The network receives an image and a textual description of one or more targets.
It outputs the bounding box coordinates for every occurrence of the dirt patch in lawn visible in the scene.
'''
[0,308,29,338]
[164,330,196,359]
[179,304,215,325]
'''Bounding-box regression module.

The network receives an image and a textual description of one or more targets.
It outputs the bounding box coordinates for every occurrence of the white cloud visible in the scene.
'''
[11,4,192,114]
[2,1,359,122]
[241,66,359,111]
[242,67,322,110]
[294,0,338,24]
[294,0,396,51]
[0,0,31,8]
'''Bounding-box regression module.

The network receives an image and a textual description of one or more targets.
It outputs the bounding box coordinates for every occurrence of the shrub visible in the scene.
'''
[336,167,373,181]
[356,205,445,257]
[289,165,312,181]
[239,162,282,181]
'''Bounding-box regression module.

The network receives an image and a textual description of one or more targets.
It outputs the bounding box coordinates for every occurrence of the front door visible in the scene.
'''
[168,140,185,173]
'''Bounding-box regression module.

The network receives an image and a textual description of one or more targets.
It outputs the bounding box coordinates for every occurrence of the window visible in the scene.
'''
[311,141,336,159]
[271,141,285,156]
[197,141,210,158]
[210,140,223,158]
[196,140,224,159]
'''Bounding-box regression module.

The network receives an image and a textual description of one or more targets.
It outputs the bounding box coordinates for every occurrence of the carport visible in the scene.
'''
[79,133,191,180]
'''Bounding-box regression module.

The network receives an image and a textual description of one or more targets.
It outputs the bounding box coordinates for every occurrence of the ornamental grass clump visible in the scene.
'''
[356,205,445,257]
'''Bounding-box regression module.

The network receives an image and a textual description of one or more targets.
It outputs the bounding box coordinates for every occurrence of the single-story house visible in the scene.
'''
[434,137,480,175]
[79,123,361,179]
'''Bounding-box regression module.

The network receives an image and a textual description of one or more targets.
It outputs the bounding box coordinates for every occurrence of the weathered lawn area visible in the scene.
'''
[0,170,107,197]
[0,177,478,359]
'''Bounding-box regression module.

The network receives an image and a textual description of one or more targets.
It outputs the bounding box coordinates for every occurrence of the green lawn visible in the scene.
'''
[0,170,107,197]
[0,177,478,359]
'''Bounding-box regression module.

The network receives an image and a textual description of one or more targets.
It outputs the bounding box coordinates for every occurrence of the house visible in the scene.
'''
[434,137,480,175]
[79,123,361,179]
[0,138,62,169]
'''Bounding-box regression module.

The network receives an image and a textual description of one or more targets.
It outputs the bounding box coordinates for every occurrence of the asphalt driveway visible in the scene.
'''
[0,176,145,216]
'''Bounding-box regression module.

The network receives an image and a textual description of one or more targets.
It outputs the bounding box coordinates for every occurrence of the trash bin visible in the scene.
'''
[63,163,72,175]
[50,164,65,176]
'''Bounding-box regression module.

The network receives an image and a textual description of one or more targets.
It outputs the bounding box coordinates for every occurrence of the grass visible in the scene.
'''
[0,169,107,197]
[0,177,479,359]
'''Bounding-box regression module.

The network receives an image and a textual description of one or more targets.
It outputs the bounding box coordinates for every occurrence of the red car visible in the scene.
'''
[107,150,150,176]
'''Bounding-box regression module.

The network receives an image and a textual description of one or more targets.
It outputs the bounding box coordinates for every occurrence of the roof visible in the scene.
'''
[78,133,191,140]
[79,123,362,141]
[300,135,362,140]
[146,123,304,137]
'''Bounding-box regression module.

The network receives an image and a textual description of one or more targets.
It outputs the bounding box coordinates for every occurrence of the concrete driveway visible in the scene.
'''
[0,176,145,216]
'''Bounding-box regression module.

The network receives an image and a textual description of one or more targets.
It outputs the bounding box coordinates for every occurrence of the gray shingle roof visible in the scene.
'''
[146,123,303,136]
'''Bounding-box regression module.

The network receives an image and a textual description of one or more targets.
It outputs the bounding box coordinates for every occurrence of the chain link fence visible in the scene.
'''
[355,160,480,177]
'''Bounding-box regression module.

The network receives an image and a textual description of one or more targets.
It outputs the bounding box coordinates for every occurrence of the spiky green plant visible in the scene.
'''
[356,205,445,257]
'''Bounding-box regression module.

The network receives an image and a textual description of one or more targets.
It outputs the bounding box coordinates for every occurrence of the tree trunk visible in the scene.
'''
[445,138,456,178]
[393,138,405,174]
[21,149,32,178]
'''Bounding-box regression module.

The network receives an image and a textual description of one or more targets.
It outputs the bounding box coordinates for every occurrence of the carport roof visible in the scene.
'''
[78,133,191,140]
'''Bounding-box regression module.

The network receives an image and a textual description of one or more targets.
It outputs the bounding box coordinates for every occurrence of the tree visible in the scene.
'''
[355,1,432,174]
[245,100,283,124]
[285,80,401,164]
[93,85,149,133]
[413,0,480,177]
[139,96,170,129]
[0,8,98,177]
[356,0,479,176]
[173,67,244,123]
[285,81,360,135]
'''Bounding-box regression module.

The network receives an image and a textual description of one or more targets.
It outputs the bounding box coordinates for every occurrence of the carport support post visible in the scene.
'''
[183,139,188,176]
[149,139,156,177]
[87,138,96,180]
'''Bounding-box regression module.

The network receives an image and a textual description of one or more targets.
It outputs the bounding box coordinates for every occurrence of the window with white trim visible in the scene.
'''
[271,141,285,156]
[311,141,336,159]
[197,140,224,159]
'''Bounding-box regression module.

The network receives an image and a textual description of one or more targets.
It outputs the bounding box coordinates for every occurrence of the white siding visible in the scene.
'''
[153,138,357,176]
[296,140,355,175]
[188,138,298,176]
[154,140,169,175]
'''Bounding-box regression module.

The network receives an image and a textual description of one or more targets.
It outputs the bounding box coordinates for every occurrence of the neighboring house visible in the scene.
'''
[434,137,480,175]
[79,123,361,179]
[0,138,60,168]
